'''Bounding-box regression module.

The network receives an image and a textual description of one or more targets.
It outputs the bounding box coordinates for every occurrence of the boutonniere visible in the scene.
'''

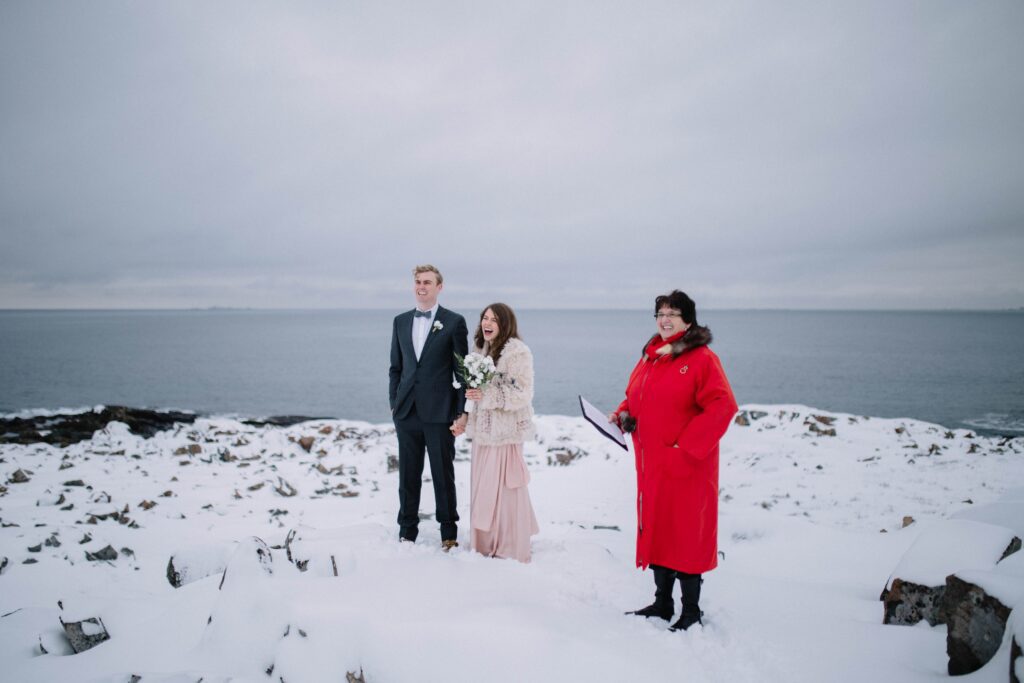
[432,320,444,333]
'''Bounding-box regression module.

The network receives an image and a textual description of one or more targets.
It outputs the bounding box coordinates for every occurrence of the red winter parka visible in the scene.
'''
[616,326,737,574]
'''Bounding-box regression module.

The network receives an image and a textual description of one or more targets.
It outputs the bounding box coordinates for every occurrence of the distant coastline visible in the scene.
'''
[1,306,1022,313]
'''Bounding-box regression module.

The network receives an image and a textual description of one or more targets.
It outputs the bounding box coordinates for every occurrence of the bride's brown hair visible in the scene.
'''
[474,303,520,362]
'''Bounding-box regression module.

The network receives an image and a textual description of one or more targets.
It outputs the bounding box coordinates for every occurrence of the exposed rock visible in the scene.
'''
[166,542,234,588]
[1012,634,1021,683]
[733,409,768,427]
[60,616,110,653]
[37,492,65,506]
[275,478,298,497]
[243,415,332,428]
[883,578,946,626]
[0,556,8,574]
[38,628,74,655]
[387,454,399,473]
[806,420,837,437]
[87,511,120,524]
[62,479,85,487]
[347,669,366,682]
[85,545,118,562]
[902,516,915,528]
[940,574,1013,675]
[882,520,1020,626]
[547,447,586,466]
[298,436,315,452]
[139,500,157,510]
[218,536,274,590]
[8,469,31,484]
[0,407,196,446]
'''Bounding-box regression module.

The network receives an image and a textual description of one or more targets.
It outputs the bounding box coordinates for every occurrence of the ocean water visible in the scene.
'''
[1,309,1022,434]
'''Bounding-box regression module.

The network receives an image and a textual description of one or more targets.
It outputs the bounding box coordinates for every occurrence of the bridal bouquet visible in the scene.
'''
[453,352,497,413]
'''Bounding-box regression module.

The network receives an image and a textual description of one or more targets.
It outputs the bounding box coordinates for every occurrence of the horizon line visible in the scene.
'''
[1,306,1022,314]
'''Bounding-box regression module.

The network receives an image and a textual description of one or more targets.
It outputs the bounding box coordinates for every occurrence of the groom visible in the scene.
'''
[389,265,468,549]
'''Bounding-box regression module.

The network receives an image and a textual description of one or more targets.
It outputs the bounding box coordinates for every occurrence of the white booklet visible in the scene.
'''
[578,395,628,451]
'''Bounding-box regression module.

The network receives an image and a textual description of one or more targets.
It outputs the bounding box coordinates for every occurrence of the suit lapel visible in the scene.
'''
[418,306,444,363]
[401,311,416,361]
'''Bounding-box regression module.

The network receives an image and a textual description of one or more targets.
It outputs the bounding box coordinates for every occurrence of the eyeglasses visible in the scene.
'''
[654,312,683,320]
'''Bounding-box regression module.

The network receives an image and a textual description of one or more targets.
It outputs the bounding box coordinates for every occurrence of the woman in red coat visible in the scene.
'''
[610,290,737,631]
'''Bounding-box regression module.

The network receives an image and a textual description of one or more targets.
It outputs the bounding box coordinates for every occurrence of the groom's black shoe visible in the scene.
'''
[626,565,675,621]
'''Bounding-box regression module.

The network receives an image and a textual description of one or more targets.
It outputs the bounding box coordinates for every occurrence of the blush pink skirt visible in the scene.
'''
[470,442,539,563]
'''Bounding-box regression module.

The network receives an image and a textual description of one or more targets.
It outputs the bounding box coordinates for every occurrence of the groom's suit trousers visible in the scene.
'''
[395,405,459,542]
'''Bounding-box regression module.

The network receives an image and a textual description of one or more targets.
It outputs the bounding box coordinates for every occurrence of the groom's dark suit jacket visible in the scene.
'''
[389,306,468,423]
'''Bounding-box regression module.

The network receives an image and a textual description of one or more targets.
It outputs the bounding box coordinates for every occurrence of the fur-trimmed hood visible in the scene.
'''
[642,324,713,359]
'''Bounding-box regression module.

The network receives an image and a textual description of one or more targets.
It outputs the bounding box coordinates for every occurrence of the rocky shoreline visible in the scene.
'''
[0,407,338,447]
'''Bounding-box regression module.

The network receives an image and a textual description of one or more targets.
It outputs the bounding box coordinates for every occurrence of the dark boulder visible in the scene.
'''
[881,519,1019,627]
[940,574,1013,675]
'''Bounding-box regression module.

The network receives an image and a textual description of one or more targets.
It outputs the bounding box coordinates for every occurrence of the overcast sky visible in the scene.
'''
[1,1,1022,310]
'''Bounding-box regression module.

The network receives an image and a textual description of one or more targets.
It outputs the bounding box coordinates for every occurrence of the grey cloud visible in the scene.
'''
[1,1,1022,310]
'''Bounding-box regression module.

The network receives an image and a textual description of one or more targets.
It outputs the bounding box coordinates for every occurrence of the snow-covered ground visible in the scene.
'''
[1,405,1022,682]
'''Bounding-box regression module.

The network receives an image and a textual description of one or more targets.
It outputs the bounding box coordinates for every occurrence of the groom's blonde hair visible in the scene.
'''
[413,264,443,285]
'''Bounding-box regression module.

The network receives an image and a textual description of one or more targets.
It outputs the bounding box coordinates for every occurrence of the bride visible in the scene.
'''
[455,303,539,562]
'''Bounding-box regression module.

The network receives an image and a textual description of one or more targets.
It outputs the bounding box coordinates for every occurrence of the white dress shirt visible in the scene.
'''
[412,303,438,361]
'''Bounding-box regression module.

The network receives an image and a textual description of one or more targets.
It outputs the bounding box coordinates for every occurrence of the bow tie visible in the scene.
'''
[414,310,432,319]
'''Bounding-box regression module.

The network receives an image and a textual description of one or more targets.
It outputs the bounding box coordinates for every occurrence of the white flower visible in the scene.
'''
[452,380,462,389]
[432,320,444,332]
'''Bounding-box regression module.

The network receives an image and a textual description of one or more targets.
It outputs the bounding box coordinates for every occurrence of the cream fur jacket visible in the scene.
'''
[465,337,536,446]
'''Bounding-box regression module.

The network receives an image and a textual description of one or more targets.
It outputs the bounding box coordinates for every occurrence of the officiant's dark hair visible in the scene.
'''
[655,290,697,325]
[475,303,520,361]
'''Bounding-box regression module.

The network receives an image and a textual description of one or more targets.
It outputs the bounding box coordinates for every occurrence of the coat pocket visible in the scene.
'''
[659,442,693,480]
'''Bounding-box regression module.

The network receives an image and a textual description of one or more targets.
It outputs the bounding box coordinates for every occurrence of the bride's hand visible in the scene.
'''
[450,413,468,436]
[465,388,482,401]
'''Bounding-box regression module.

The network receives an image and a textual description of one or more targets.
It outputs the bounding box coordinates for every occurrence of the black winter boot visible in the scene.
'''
[670,572,703,631]
[626,565,676,621]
